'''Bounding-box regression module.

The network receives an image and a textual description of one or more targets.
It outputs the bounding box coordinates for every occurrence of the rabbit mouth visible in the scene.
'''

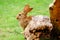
[16,16,19,19]
[16,17,19,19]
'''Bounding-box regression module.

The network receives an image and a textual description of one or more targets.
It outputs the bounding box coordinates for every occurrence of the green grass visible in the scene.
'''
[0,0,52,40]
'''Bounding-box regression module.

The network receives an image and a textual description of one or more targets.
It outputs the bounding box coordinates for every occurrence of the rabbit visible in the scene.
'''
[16,5,53,40]
[16,5,33,29]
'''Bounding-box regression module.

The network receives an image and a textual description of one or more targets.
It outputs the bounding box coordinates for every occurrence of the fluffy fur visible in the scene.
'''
[16,5,53,40]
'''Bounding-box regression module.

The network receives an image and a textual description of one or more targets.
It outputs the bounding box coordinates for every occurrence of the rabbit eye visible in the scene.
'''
[19,14,21,16]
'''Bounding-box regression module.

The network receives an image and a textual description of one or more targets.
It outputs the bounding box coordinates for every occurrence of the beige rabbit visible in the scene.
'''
[16,5,33,29]
[16,5,53,40]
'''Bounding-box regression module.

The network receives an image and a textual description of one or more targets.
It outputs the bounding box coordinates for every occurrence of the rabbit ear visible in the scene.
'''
[24,5,33,13]
[24,5,30,11]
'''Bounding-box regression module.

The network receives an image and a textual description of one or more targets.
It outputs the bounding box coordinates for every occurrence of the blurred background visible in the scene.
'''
[0,0,52,40]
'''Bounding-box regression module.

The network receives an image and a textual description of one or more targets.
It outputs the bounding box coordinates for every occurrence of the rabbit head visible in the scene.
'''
[16,5,33,20]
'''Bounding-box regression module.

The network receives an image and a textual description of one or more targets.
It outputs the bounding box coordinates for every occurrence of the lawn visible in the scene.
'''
[0,0,52,40]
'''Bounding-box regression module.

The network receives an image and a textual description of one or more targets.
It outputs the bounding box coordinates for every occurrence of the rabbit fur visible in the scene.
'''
[16,5,53,40]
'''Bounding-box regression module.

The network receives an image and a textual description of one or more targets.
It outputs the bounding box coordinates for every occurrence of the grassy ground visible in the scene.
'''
[0,0,52,40]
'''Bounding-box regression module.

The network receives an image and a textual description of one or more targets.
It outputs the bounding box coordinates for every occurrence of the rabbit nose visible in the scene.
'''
[17,17,19,19]
[16,16,19,19]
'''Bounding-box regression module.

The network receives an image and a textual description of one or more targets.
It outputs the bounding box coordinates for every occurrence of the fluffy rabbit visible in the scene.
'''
[16,5,53,40]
